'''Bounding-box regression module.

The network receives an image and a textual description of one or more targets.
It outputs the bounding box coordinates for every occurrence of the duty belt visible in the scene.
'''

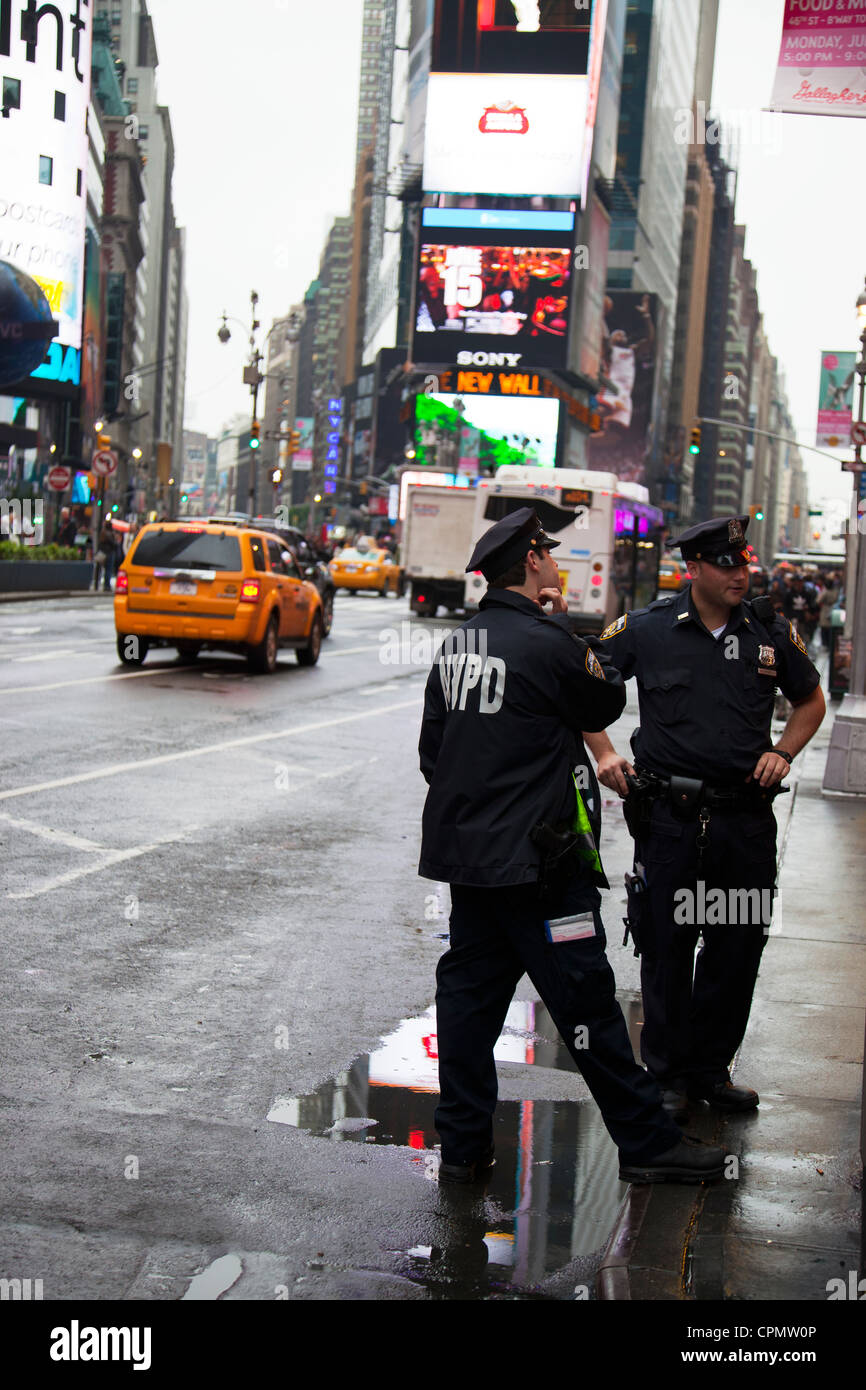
[624,768,787,874]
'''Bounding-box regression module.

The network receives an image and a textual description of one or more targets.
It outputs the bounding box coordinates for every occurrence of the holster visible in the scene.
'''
[622,869,646,958]
[530,821,581,907]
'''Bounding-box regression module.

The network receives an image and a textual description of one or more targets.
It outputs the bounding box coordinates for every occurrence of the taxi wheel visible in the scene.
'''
[321,591,334,636]
[247,613,279,674]
[297,614,322,667]
[116,634,149,666]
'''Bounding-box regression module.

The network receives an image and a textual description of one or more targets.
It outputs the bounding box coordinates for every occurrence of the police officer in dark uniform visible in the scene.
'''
[584,516,825,1122]
[419,507,726,1184]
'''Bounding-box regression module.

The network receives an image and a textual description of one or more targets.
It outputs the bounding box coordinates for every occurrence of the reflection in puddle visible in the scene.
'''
[269,994,645,1297]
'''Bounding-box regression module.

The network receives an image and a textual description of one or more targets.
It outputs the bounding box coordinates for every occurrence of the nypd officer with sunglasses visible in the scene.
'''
[419,507,726,1185]
[584,516,825,1125]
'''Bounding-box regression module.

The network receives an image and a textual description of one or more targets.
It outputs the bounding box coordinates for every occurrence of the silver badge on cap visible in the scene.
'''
[728,518,744,546]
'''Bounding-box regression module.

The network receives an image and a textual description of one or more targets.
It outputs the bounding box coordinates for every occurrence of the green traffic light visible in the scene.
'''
[250,438,260,450]
[689,443,700,454]
[755,510,764,521]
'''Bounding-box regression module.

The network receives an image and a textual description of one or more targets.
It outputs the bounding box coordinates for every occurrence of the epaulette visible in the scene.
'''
[647,596,676,611]
[744,596,786,630]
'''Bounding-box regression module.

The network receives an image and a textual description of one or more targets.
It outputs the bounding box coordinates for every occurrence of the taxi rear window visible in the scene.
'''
[129,530,242,571]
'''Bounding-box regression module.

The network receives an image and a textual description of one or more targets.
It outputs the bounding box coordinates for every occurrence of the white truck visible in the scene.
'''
[401,483,478,617]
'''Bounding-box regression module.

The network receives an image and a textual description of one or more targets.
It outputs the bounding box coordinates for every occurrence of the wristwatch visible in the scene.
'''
[770,747,793,764]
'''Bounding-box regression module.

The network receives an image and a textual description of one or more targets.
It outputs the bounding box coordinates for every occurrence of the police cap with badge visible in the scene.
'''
[669,514,751,568]
[466,506,559,581]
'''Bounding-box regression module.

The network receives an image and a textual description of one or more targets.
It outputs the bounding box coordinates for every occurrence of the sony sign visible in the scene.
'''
[0,0,94,356]
[457,351,523,368]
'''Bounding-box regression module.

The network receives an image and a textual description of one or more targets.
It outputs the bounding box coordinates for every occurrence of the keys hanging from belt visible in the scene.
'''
[696,808,710,874]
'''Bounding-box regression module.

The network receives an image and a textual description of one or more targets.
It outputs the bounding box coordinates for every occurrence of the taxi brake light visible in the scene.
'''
[179,526,205,533]
[116,570,128,593]
[240,579,261,603]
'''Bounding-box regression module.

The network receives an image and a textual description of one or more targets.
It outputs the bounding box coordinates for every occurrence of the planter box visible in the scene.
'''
[0,561,93,592]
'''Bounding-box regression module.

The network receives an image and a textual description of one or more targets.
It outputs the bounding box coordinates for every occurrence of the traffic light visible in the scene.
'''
[249,420,261,450]
[793,504,800,518]
[287,429,301,455]
[271,468,282,484]
[97,432,112,450]
[689,426,701,455]
[749,505,764,521]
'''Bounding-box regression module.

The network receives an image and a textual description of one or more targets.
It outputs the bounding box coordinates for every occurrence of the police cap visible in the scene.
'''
[465,506,559,580]
[669,515,751,568]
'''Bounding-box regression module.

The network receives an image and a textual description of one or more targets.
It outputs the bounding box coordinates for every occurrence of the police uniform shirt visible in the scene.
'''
[418,588,626,887]
[590,587,820,784]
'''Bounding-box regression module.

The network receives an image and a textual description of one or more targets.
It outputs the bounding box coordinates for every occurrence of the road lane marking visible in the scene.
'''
[0,811,106,852]
[7,830,196,900]
[0,698,420,802]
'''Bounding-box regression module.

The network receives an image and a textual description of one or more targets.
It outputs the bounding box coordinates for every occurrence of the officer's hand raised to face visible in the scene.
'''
[536,586,568,614]
[596,750,636,799]
[748,751,790,788]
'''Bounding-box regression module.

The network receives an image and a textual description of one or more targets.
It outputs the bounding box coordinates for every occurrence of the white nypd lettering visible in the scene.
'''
[456,350,523,368]
[439,653,506,713]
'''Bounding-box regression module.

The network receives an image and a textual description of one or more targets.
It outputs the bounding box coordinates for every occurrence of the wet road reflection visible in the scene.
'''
[269,994,646,1298]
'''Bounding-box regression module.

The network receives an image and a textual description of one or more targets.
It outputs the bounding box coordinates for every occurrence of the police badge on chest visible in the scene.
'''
[757,644,777,677]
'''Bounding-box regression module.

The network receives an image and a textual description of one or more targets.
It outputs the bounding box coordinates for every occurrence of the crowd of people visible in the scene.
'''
[748,564,843,651]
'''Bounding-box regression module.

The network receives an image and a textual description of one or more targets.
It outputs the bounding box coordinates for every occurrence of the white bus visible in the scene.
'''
[464,466,664,634]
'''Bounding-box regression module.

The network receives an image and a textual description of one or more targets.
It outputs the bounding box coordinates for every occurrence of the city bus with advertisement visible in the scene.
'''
[463,466,664,634]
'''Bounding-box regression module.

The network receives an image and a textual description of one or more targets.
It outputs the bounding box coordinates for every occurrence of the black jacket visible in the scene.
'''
[418,589,626,886]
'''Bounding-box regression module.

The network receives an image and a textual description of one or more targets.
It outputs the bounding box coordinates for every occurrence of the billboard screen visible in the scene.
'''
[423,71,588,197]
[415,391,560,471]
[434,0,590,75]
[0,2,93,385]
[414,241,571,368]
[586,291,658,484]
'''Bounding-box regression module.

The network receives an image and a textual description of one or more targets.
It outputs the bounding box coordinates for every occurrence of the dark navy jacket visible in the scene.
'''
[588,589,820,783]
[418,589,626,886]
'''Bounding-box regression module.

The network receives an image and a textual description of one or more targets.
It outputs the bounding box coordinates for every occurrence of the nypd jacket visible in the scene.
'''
[418,589,626,886]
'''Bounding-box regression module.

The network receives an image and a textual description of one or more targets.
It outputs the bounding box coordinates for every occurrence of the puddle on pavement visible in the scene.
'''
[269,995,644,1297]
[182,1253,243,1301]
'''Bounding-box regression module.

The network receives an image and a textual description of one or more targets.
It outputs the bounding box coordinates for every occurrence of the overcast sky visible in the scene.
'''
[143,0,862,512]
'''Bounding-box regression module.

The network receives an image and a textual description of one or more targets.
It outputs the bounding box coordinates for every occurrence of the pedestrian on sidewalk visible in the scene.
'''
[584,515,825,1126]
[418,507,725,1186]
[93,519,118,592]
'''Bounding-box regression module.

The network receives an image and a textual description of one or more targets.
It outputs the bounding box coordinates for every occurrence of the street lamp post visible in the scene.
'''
[823,276,866,795]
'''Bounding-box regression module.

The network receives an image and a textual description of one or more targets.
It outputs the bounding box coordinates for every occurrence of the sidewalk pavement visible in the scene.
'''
[0,590,111,602]
[598,684,866,1301]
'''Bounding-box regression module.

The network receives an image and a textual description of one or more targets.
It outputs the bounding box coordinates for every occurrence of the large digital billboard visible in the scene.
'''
[415,391,560,471]
[586,291,658,484]
[434,0,590,75]
[414,237,572,369]
[423,71,588,197]
[0,2,93,394]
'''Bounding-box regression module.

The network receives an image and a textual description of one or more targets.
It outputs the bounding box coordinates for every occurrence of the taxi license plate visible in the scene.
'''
[344,564,357,572]
[170,579,197,596]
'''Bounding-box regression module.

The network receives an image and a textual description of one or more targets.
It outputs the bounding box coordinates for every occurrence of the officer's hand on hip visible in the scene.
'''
[748,751,790,788]
[536,586,567,614]
[596,751,635,798]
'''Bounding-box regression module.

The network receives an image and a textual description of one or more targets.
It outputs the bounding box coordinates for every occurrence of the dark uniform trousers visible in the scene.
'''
[633,798,777,1090]
[434,873,682,1165]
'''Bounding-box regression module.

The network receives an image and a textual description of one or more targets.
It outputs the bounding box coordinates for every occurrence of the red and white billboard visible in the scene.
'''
[769,0,866,117]
[423,71,589,196]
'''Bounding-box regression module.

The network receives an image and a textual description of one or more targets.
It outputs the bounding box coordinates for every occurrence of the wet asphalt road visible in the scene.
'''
[0,590,645,1301]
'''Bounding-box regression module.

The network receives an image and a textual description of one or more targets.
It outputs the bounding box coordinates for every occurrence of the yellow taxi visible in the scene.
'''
[114,521,323,673]
[329,542,405,596]
[658,556,690,591]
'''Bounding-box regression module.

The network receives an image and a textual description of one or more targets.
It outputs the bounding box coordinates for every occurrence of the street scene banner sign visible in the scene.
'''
[586,291,658,485]
[816,350,856,447]
[423,72,589,197]
[293,417,314,470]
[769,0,866,117]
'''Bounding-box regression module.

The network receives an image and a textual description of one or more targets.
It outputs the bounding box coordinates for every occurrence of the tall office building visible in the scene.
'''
[98,0,187,508]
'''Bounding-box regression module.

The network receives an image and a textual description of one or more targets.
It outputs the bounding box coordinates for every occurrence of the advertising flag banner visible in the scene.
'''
[816,351,856,447]
[587,291,658,484]
[293,417,314,470]
[423,71,589,197]
[769,0,866,117]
